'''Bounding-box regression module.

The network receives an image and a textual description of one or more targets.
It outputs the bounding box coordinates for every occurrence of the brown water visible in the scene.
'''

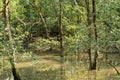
[0,54,120,80]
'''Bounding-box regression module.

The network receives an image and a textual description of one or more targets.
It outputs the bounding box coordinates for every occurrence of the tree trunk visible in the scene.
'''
[2,0,21,80]
[30,1,52,51]
[59,0,65,80]
[39,12,49,39]
[10,59,21,80]
[85,0,93,70]
[59,0,64,57]
[85,0,98,70]
[92,0,98,70]
[38,10,52,51]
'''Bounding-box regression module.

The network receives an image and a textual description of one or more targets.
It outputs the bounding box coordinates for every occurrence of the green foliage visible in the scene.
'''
[64,25,77,36]
[64,24,89,55]
[0,0,120,63]
[29,38,60,51]
[19,51,38,61]
[96,0,120,52]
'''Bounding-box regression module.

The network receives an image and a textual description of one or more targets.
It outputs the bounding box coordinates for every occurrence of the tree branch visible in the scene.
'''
[4,1,9,9]
[73,0,78,6]
[108,61,120,74]
[16,16,26,26]
[16,16,40,27]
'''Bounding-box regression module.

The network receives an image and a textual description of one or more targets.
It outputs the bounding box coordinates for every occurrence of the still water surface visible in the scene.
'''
[0,55,120,80]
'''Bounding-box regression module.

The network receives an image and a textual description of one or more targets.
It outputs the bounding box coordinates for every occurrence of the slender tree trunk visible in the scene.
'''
[29,1,52,51]
[59,0,64,57]
[59,0,65,80]
[85,0,98,70]
[39,12,49,39]
[2,0,21,80]
[38,10,52,51]
[30,0,49,39]
[92,0,98,70]
[85,0,92,70]
[9,59,21,80]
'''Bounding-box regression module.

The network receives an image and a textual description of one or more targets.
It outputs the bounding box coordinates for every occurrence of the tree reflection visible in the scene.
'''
[88,70,96,80]
[60,56,65,80]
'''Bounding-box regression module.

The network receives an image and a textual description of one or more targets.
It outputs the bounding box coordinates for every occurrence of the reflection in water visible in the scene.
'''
[5,74,14,80]
[60,56,65,80]
[1,55,120,80]
[1,69,13,80]
[88,70,96,80]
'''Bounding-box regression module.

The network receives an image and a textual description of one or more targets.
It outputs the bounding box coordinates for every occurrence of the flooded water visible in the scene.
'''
[0,54,120,80]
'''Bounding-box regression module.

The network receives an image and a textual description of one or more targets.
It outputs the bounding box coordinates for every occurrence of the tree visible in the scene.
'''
[59,0,65,80]
[59,0,64,56]
[85,0,93,70]
[2,0,21,80]
[85,0,98,70]
[91,0,98,70]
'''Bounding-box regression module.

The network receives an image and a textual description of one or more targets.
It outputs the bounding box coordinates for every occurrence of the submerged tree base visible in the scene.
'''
[12,67,21,80]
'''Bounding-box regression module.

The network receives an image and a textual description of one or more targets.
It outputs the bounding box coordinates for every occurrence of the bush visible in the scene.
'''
[29,38,60,51]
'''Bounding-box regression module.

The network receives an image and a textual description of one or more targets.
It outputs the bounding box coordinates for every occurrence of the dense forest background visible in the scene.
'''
[0,0,120,80]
